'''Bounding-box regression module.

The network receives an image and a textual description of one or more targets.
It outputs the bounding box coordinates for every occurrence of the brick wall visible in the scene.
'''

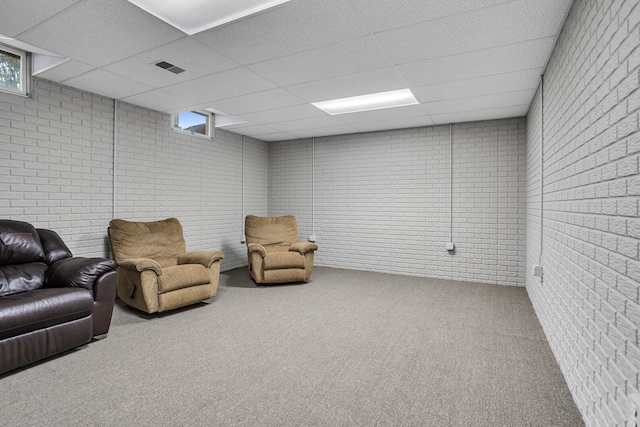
[0,79,114,256]
[0,78,269,269]
[114,102,267,270]
[268,118,526,286]
[526,0,640,425]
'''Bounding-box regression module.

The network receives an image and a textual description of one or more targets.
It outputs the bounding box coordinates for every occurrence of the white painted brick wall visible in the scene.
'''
[526,0,640,425]
[0,79,269,270]
[0,79,114,256]
[268,119,526,286]
[114,103,268,270]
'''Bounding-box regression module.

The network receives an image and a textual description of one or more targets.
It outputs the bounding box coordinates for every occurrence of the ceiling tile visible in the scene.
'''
[351,116,433,133]
[286,66,408,103]
[4,0,571,141]
[0,0,81,37]
[216,122,256,131]
[220,124,281,137]
[194,0,370,65]
[163,67,278,104]
[267,116,345,132]
[207,88,305,116]
[288,125,360,138]
[430,105,529,125]
[376,0,571,65]
[259,132,299,141]
[63,69,153,99]
[32,59,95,82]
[249,36,393,86]
[239,104,327,125]
[104,37,239,88]
[397,37,556,87]
[346,0,511,33]
[120,89,197,112]
[18,0,184,67]
[417,90,535,116]
[412,68,542,103]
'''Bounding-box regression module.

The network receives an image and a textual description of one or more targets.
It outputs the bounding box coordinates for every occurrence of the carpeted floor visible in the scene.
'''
[0,267,583,426]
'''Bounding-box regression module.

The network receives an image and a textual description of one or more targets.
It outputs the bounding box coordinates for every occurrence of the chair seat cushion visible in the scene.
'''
[263,251,305,270]
[158,264,210,293]
[0,288,93,340]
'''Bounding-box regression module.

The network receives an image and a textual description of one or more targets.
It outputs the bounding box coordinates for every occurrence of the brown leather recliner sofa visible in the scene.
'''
[0,220,117,376]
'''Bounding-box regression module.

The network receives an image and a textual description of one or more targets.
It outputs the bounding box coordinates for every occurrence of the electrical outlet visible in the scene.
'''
[308,235,316,243]
[629,393,640,427]
[532,265,543,278]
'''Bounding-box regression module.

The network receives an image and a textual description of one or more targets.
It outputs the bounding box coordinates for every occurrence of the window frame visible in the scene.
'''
[0,43,30,97]
[170,110,215,139]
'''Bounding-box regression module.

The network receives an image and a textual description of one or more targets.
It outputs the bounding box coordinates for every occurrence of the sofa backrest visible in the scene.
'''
[245,215,299,251]
[0,220,48,296]
[0,220,46,266]
[108,218,187,265]
[37,228,73,264]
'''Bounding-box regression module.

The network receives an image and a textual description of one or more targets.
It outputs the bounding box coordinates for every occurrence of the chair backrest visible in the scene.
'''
[245,215,299,251]
[108,218,186,265]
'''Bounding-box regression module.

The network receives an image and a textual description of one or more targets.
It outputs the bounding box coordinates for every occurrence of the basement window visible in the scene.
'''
[171,111,214,138]
[0,44,30,96]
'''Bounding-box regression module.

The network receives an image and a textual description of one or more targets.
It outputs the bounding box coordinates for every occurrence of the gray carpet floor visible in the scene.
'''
[0,267,583,426]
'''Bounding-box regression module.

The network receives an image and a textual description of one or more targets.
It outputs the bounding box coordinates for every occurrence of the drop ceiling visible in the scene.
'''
[0,0,573,141]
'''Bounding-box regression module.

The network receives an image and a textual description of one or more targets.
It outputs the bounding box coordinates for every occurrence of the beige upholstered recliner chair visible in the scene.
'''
[245,215,318,284]
[108,218,224,313]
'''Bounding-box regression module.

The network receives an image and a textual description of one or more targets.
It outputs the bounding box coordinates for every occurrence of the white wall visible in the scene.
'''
[1,79,114,256]
[114,102,267,269]
[526,0,640,425]
[268,119,527,286]
[0,78,269,270]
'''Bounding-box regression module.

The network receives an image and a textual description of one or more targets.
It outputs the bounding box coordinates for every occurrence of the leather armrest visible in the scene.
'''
[92,270,117,336]
[179,250,225,268]
[119,258,162,275]
[247,243,266,257]
[45,257,116,290]
[290,242,318,255]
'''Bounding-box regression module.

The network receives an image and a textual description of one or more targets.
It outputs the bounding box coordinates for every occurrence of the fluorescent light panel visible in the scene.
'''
[312,89,419,115]
[127,0,290,35]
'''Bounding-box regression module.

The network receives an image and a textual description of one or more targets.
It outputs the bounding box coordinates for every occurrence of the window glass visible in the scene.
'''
[0,46,27,96]
[172,111,210,137]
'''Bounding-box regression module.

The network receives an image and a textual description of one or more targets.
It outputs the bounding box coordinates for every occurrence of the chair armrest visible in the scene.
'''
[179,250,225,268]
[119,258,162,275]
[290,242,318,255]
[247,243,267,257]
[45,257,116,291]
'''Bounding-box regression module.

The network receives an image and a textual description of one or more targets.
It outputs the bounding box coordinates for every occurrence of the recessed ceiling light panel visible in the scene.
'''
[127,0,291,35]
[312,89,419,115]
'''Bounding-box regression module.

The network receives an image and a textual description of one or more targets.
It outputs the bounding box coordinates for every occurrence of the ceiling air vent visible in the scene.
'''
[154,60,185,74]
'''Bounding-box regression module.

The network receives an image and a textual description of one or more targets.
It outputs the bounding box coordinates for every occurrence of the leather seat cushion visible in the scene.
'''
[0,263,47,297]
[157,264,211,293]
[263,251,305,270]
[0,288,93,340]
